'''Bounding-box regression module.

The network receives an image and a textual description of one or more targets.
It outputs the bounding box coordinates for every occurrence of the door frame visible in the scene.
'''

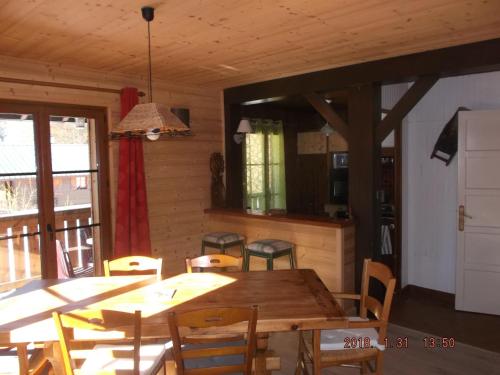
[0,99,111,279]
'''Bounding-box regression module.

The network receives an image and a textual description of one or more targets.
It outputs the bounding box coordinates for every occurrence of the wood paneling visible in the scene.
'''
[0,56,222,275]
[1,1,500,88]
[297,131,348,155]
[205,212,355,295]
[295,155,328,215]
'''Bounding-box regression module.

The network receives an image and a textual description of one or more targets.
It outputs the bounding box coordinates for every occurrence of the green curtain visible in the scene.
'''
[244,119,286,211]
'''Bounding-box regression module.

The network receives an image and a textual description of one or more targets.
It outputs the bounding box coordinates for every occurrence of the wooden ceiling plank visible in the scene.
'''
[1,0,500,88]
[304,92,349,140]
[376,75,438,142]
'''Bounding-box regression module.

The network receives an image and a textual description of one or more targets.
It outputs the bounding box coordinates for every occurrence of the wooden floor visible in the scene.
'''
[390,293,500,353]
[269,324,500,374]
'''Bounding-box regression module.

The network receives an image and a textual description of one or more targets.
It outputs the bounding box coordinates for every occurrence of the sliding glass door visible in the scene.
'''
[0,101,110,289]
[0,108,42,290]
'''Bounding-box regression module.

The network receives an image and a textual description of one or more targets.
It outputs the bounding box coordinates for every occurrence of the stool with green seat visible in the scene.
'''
[201,232,245,255]
[243,239,295,271]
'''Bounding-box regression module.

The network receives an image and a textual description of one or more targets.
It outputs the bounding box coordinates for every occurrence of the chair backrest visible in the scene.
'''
[167,306,258,375]
[185,254,242,273]
[52,309,141,375]
[103,256,162,280]
[359,259,396,340]
[56,240,73,279]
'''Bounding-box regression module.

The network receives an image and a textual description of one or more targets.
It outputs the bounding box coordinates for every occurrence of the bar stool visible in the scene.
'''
[201,232,245,255]
[243,239,295,271]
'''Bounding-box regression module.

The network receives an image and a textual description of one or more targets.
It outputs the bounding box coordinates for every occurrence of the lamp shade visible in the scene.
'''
[320,123,334,136]
[113,102,190,137]
[237,118,252,133]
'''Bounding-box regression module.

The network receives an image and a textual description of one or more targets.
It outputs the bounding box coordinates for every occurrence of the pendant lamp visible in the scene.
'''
[320,123,334,137]
[112,6,190,139]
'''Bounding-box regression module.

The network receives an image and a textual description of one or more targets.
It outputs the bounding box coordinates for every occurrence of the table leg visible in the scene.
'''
[257,332,269,350]
[16,343,29,375]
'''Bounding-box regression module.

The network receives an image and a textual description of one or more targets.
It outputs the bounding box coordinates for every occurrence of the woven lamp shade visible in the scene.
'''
[113,102,190,137]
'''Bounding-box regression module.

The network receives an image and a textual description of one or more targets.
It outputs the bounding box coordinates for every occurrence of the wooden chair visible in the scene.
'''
[52,309,167,375]
[167,306,258,375]
[56,240,93,279]
[103,255,162,280]
[0,344,48,375]
[185,254,243,273]
[295,259,396,375]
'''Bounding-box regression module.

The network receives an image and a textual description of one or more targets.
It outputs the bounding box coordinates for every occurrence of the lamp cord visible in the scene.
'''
[147,20,153,103]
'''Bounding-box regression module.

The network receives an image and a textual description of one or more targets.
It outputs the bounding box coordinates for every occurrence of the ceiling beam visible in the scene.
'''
[304,92,349,140]
[225,38,500,103]
[376,75,439,142]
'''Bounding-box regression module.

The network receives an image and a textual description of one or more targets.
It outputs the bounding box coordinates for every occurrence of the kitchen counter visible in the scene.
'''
[203,208,353,229]
[204,208,355,298]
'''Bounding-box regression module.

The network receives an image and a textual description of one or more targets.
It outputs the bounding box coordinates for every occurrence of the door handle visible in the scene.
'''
[46,223,54,241]
[458,205,472,231]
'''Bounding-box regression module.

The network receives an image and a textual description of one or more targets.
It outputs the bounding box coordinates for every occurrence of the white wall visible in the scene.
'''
[403,71,500,293]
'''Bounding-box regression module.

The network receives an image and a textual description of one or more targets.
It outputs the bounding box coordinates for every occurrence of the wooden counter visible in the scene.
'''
[204,208,353,228]
[204,208,355,297]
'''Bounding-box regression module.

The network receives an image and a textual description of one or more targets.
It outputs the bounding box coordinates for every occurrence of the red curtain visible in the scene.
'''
[114,87,152,257]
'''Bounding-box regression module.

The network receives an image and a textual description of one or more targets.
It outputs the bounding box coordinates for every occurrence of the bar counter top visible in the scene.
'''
[204,208,353,229]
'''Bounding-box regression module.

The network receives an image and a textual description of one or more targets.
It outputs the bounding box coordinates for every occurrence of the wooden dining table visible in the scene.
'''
[0,269,346,373]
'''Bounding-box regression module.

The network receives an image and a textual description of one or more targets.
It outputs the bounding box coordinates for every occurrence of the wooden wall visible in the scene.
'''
[0,56,222,274]
[297,131,348,155]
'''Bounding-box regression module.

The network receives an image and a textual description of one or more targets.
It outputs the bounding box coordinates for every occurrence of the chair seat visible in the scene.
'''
[320,317,385,351]
[78,343,166,375]
[203,232,244,245]
[247,239,293,254]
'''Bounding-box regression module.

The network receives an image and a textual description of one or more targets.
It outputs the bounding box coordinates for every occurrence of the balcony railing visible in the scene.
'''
[0,205,93,292]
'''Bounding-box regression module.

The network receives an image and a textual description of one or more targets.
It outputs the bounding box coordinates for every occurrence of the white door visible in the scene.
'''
[456,110,500,315]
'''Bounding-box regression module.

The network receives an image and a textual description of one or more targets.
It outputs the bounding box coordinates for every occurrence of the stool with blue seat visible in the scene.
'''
[243,239,295,271]
[201,232,245,255]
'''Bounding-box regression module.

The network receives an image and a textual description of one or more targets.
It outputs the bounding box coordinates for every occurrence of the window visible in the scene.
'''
[244,119,286,211]
[73,175,88,190]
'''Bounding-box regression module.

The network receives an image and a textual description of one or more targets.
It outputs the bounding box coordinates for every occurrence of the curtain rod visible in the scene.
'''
[0,76,146,97]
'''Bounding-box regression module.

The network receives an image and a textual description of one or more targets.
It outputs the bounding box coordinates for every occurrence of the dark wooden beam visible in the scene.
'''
[225,38,500,103]
[224,103,243,208]
[304,92,349,140]
[348,83,382,292]
[376,75,438,142]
